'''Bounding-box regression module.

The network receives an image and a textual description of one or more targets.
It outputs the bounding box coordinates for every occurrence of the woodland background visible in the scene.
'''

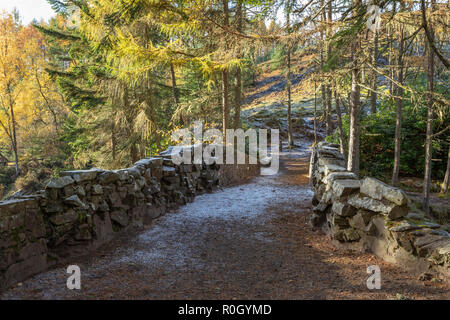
[0,0,448,214]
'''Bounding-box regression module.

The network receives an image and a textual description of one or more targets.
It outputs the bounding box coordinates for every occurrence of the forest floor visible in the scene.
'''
[1,144,449,299]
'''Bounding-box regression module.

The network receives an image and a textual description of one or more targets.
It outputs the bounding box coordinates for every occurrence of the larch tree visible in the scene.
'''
[347,0,362,175]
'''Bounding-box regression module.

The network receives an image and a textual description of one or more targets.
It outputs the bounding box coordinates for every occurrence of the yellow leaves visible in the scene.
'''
[76,0,250,84]
[0,12,66,154]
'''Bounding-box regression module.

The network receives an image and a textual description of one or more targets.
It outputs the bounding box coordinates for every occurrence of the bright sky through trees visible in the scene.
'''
[0,0,55,25]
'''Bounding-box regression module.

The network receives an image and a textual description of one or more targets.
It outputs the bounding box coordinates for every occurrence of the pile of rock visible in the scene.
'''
[0,197,48,291]
[310,142,449,281]
[0,144,260,290]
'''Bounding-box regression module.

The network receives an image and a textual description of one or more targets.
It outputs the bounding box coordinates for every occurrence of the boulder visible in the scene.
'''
[313,202,329,213]
[114,169,130,181]
[334,228,361,242]
[427,242,450,265]
[318,157,346,168]
[46,176,74,189]
[64,195,87,209]
[332,179,361,198]
[414,236,450,258]
[75,186,86,197]
[319,164,347,176]
[347,194,408,220]
[127,166,142,178]
[414,234,446,249]
[317,147,345,160]
[332,201,357,217]
[110,210,129,227]
[349,210,377,230]
[163,166,176,176]
[332,214,350,228]
[91,184,103,195]
[134,158,156,168]
[49,209,78,226]
[323,171,358,185]
[389,221,421,232]
[360,177,408,206]
[98,171,120,184]
[61,169,100,183]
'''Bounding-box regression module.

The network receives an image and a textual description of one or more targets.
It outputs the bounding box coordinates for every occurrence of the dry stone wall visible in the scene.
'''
[310,142,449,282]
[0,145,260,290]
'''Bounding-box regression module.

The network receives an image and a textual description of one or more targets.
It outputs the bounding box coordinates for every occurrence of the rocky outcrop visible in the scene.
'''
[0,145,260,290]
[310,142,449,282]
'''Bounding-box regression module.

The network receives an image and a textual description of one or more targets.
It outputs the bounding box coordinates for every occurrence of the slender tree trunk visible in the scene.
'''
[370,30,378,114]
[147,73,161,153]
[286,0,294,148]
[123,85,138,164]
[392,10,405,187]
[233,68,242,130]
[170,63,179,106]
[314,81,317,144]
[442,146,450,194]
[233,0,243,130]
[252,50,257,86]
[347,0,361,175]
[388,36,393,95]
[388,3,395,96]
[325,0,333,136]
[319,0,328,136]
[10,105,19,175]
[347,69,360,175]
[111,121,117,161]
[222,69,229,141]
[222,0,230,143]
[7,85,19,175]
[423,1,435,213]
[335,89,345,155]
[215,77,222,108]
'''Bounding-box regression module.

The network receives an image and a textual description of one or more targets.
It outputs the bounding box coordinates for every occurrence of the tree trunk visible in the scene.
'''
[222,0,230,143]
[7,84,19,175]
[422,1,435,214]
[370,30,378,114]
[392,9,405,187]
[111,121,117,161]
[10,104,19,175]
[319,0,328,136]
[170,63,180,122]
[123,85,138,164]
[233,68,242,130]
[233,0,243,130]
[314,81,317,144]
[325,0,333,136]
[286,0,294,148]
[347,0,361,175]
[388,3,395,96]
[147,73,161,153]
[335,89,345,155]
[222,69,229,142]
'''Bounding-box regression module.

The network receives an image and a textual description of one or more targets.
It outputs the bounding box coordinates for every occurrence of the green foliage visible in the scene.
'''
[330,98,449,179]
[270,45,286,71]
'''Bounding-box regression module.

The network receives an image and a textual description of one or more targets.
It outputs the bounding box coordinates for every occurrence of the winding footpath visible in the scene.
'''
[1,143,449,299]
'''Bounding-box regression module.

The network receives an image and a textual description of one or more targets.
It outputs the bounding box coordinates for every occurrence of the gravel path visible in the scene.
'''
[1,146,448,300]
